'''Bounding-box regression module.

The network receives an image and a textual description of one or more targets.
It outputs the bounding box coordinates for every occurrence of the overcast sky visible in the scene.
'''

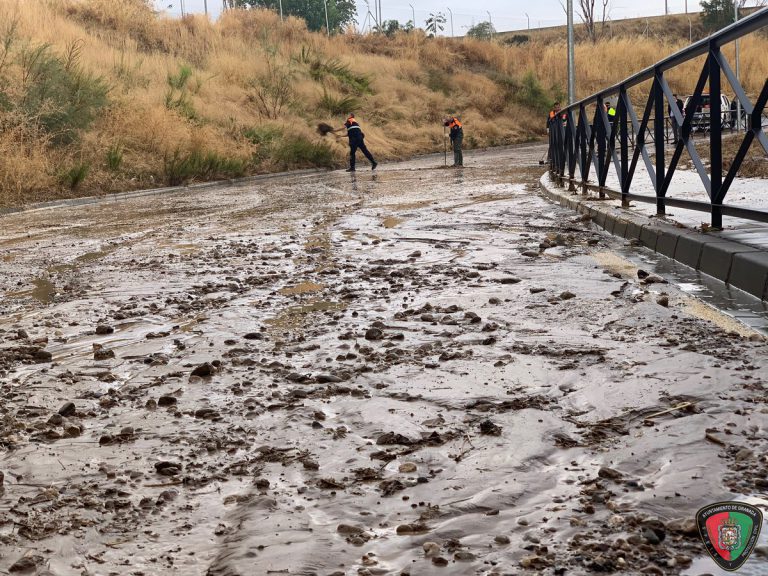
[154,1,713,34]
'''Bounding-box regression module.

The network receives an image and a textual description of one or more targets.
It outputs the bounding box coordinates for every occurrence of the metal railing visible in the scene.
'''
[548,7,768,228]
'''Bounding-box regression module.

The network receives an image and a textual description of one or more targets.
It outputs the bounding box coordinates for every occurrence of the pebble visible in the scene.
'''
[522,250,539,258]
[0,470,4,487]
[656,295,669,307]
[337,523,365,535]
[529,287,546,293]
[494,535,510,545]
[158,395,177,406]
[423,541,441,557]
[58,402,76,417]
[488,297,501,305]
[191,362,215,377]
[365,328,383,341]
[597,466,623,481]
[559,291,576,300]
[95,324,114,335]
[454,551,476,561]
[398,462,417,473]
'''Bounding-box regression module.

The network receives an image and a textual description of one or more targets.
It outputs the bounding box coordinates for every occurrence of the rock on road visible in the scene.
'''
[0,145,766,576]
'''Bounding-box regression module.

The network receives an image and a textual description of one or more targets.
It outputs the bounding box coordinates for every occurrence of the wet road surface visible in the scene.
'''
[1,145,767,576]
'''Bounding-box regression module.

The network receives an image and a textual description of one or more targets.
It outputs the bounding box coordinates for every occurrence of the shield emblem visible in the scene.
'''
[696,501,763,571]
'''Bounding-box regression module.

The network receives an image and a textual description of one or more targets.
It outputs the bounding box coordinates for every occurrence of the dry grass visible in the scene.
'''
[0,0,766,206]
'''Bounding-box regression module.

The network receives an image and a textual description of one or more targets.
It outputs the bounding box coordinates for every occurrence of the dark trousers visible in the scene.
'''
[451,134,463,166]
[672,118,680,143]
[349,137,375,169]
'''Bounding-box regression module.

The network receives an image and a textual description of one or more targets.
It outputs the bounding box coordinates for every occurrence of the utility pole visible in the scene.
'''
[324,0,330,35]
[567,0,575,104]
[180,0,185,17]
[685,0,688,14]
[409,3,415,28]
[665,0,668,16]
[447,7,453,37]
[279,0,283,21]
[735,1,741,132]
[487,10,492,39]
[204,0,208,16]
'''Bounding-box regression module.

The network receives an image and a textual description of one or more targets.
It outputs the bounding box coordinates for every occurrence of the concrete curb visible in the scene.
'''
[0,168,326,218]
[538,173,768,301]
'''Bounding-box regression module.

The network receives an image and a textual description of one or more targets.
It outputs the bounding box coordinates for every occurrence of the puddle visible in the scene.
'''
[278,282,325,296]
[75,248,114,263]
[6,277,57,303]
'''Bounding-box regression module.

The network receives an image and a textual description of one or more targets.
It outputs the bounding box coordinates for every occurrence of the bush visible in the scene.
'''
[309,57,372,95]
[272,136,335,169]
[106,144,123,171]
[163,148,247,185]
[319,89,360,116]
[19,40,109,144]
[60,162,90,190]
[164,64,196,119]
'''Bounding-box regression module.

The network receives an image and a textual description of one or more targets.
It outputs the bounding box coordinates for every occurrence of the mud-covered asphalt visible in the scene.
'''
[1,145,767,576]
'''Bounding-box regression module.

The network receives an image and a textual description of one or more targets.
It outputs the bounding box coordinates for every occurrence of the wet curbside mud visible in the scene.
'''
[539,173,768,301]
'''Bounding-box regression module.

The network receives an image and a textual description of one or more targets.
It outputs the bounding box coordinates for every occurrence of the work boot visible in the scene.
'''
[371,161,378,171]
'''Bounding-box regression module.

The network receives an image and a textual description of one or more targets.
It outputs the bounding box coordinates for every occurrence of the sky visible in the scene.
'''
[154,1,713,34]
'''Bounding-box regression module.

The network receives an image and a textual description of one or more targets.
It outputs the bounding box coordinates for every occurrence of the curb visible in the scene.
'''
[539,173,768,301]
[0,168,326,218]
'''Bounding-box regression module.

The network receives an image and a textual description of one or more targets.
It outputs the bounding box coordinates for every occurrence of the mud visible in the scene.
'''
[1,145,767,576]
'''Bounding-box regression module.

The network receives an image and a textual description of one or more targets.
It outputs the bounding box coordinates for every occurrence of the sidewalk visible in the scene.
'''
[539,172,768,301]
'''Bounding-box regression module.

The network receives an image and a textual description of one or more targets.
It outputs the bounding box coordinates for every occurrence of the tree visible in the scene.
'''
[231,0,357,33]
[466,21,495,41]
[701,0,766,31]
[560,0,610,43]
[424,12,446,37]
[381,19,401,37]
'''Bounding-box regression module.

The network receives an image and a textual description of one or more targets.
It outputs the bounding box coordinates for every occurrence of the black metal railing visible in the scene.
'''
[548,7,768,228]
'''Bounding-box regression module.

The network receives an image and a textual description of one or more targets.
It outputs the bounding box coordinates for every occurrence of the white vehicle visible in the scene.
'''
[683,93,731,131]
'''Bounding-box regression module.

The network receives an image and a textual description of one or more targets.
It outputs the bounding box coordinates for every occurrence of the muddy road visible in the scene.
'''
[1,145,767,576]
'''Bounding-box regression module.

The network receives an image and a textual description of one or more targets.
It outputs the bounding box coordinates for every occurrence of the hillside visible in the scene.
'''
[498,8,762,45]
[0,0,766,206]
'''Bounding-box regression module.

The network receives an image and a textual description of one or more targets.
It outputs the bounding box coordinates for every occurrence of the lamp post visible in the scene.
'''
[735,1,741,132]
[487,10,492,39]
[525,12,530,30]
[409,3,415,28]
[324,0,330,35]
[567,0,575,104]
[279,0,283,20]
[447,7,453,37]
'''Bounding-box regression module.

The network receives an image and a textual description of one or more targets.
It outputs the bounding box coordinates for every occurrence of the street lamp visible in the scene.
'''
[487,10,492,39]
[525,12,529,30]
[409,3,415,28]
[279,0,283,20]
[324,0,330,36]
[447,7,453,37]
[735,1,741,132]
[567,0,575,104]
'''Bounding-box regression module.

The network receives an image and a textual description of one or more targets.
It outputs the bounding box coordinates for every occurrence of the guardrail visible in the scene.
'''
[548,7,768,229]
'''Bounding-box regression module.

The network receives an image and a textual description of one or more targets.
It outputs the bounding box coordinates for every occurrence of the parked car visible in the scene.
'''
[683,93,731,131]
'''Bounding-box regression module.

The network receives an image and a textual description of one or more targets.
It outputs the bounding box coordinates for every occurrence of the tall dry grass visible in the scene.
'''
[0,0,765,205]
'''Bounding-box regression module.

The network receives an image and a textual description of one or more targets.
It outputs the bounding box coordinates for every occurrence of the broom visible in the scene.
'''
[317,122,335,136]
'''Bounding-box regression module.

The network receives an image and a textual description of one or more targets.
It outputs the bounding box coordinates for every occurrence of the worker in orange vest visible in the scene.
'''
[334,113,377,172]
[443,116,464,167]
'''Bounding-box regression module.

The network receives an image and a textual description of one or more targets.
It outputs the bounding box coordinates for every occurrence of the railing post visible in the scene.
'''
[709,43,723,229]
[596,98,606,198]
[654,71,666,216]
[619,86,629,207]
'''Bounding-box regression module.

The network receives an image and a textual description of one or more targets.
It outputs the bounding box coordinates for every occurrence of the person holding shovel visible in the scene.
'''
[443,115,463,167]
[331,113,377,172]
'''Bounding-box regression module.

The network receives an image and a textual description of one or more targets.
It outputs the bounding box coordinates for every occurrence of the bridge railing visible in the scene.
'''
[548,7,768,229]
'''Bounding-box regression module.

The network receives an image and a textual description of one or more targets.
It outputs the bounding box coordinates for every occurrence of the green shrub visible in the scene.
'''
[319,89,360,116]
[60,162,90,190]
[309,57,372,95]
[19,40,109,144]
[106,144,123,171]
[163,148,247,185]
[164,64,196,119]
[272,136,335,169]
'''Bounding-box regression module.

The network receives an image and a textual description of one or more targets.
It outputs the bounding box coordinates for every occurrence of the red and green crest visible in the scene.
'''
[696,501,763,572]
